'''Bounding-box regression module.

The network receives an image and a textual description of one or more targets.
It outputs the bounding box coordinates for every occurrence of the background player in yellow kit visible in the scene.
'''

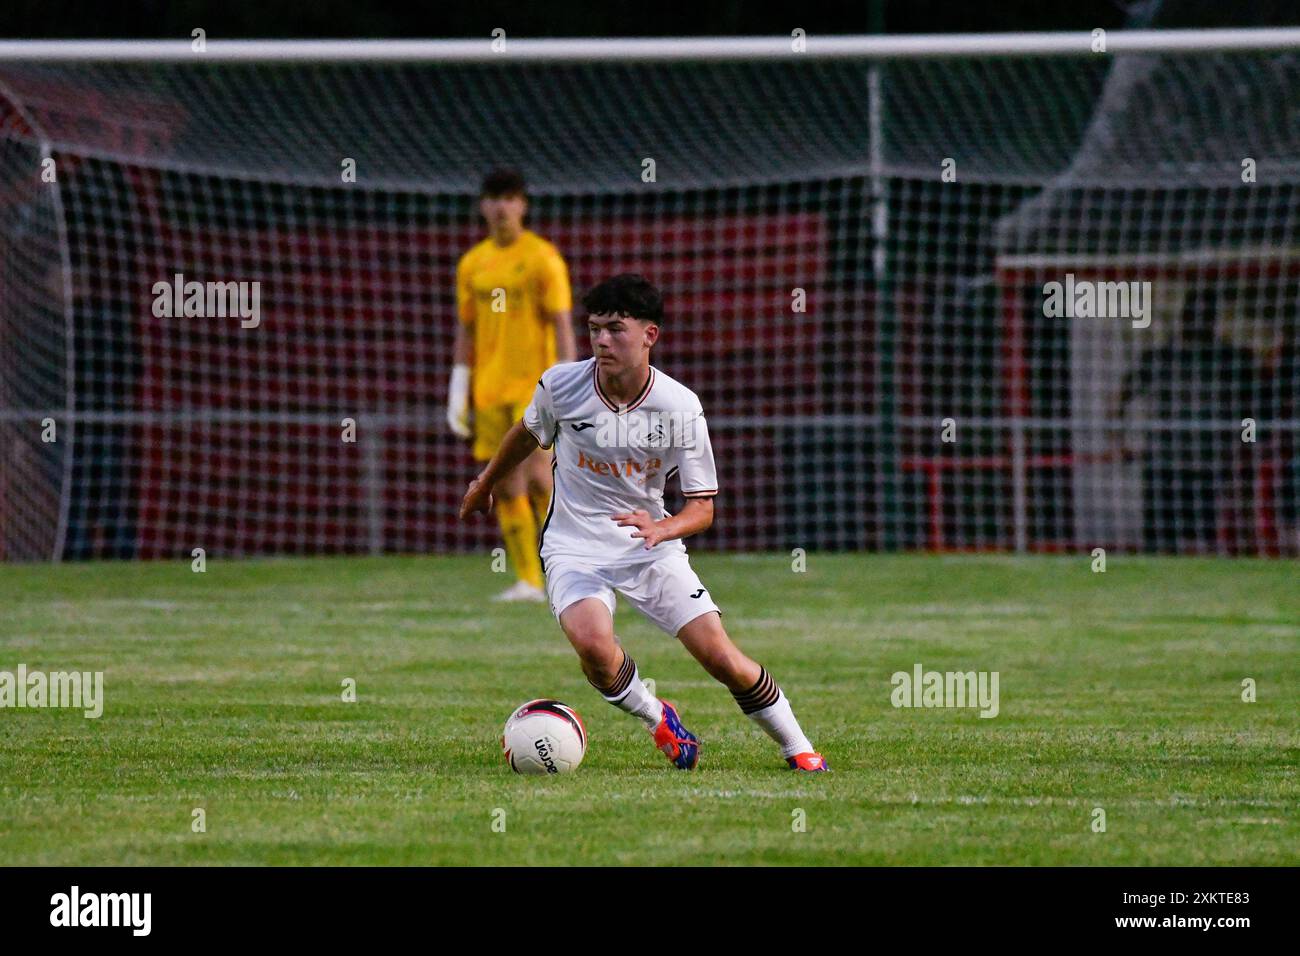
[447,168,576,601]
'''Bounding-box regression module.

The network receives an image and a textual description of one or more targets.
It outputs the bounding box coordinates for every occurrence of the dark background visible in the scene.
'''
[2,0,1299,39]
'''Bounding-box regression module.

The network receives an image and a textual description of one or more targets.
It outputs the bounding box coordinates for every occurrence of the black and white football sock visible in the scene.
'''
[733,666,814,758]
[589,650,663,730]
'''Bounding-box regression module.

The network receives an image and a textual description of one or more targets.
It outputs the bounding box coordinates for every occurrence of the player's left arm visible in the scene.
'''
[612,401,718,549]
[539,247,576,363]
[550,309,576,363]
[614,498,713,549]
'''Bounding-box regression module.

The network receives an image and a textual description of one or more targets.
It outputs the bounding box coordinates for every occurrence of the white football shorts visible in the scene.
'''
[544,552,721,638]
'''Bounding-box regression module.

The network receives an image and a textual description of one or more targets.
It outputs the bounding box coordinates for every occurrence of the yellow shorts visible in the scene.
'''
[472,400,532,462]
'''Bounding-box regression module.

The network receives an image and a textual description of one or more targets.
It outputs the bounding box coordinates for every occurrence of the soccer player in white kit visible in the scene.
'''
[459,274,828,771]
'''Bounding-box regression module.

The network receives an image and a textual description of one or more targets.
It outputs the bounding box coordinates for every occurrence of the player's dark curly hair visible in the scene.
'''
[581,273,664,326]
[480,167,527,198]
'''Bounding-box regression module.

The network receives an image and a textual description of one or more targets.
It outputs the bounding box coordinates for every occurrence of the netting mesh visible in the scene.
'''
[1,49,1297,560]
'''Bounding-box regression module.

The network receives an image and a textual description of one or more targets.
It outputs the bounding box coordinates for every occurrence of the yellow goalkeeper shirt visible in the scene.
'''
[456,229,572,409]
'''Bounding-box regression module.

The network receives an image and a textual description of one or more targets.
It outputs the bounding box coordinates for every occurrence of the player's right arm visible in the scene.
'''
[447,254,475,438]
[458,421,539,518]
[459,375,556,518]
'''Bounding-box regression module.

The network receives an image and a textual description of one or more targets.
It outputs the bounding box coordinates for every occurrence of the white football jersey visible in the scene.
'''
[522,357,718,569]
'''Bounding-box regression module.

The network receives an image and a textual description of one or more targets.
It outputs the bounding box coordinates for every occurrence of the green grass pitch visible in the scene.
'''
[1,553,1296,865]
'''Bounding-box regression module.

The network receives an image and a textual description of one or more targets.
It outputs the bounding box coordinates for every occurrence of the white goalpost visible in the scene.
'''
[1,31,1297,560]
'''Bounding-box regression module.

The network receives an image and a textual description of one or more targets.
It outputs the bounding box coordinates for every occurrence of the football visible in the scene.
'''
[502,699,587,774]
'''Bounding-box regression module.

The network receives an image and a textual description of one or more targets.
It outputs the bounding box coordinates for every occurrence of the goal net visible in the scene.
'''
[1,36,1298,560]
